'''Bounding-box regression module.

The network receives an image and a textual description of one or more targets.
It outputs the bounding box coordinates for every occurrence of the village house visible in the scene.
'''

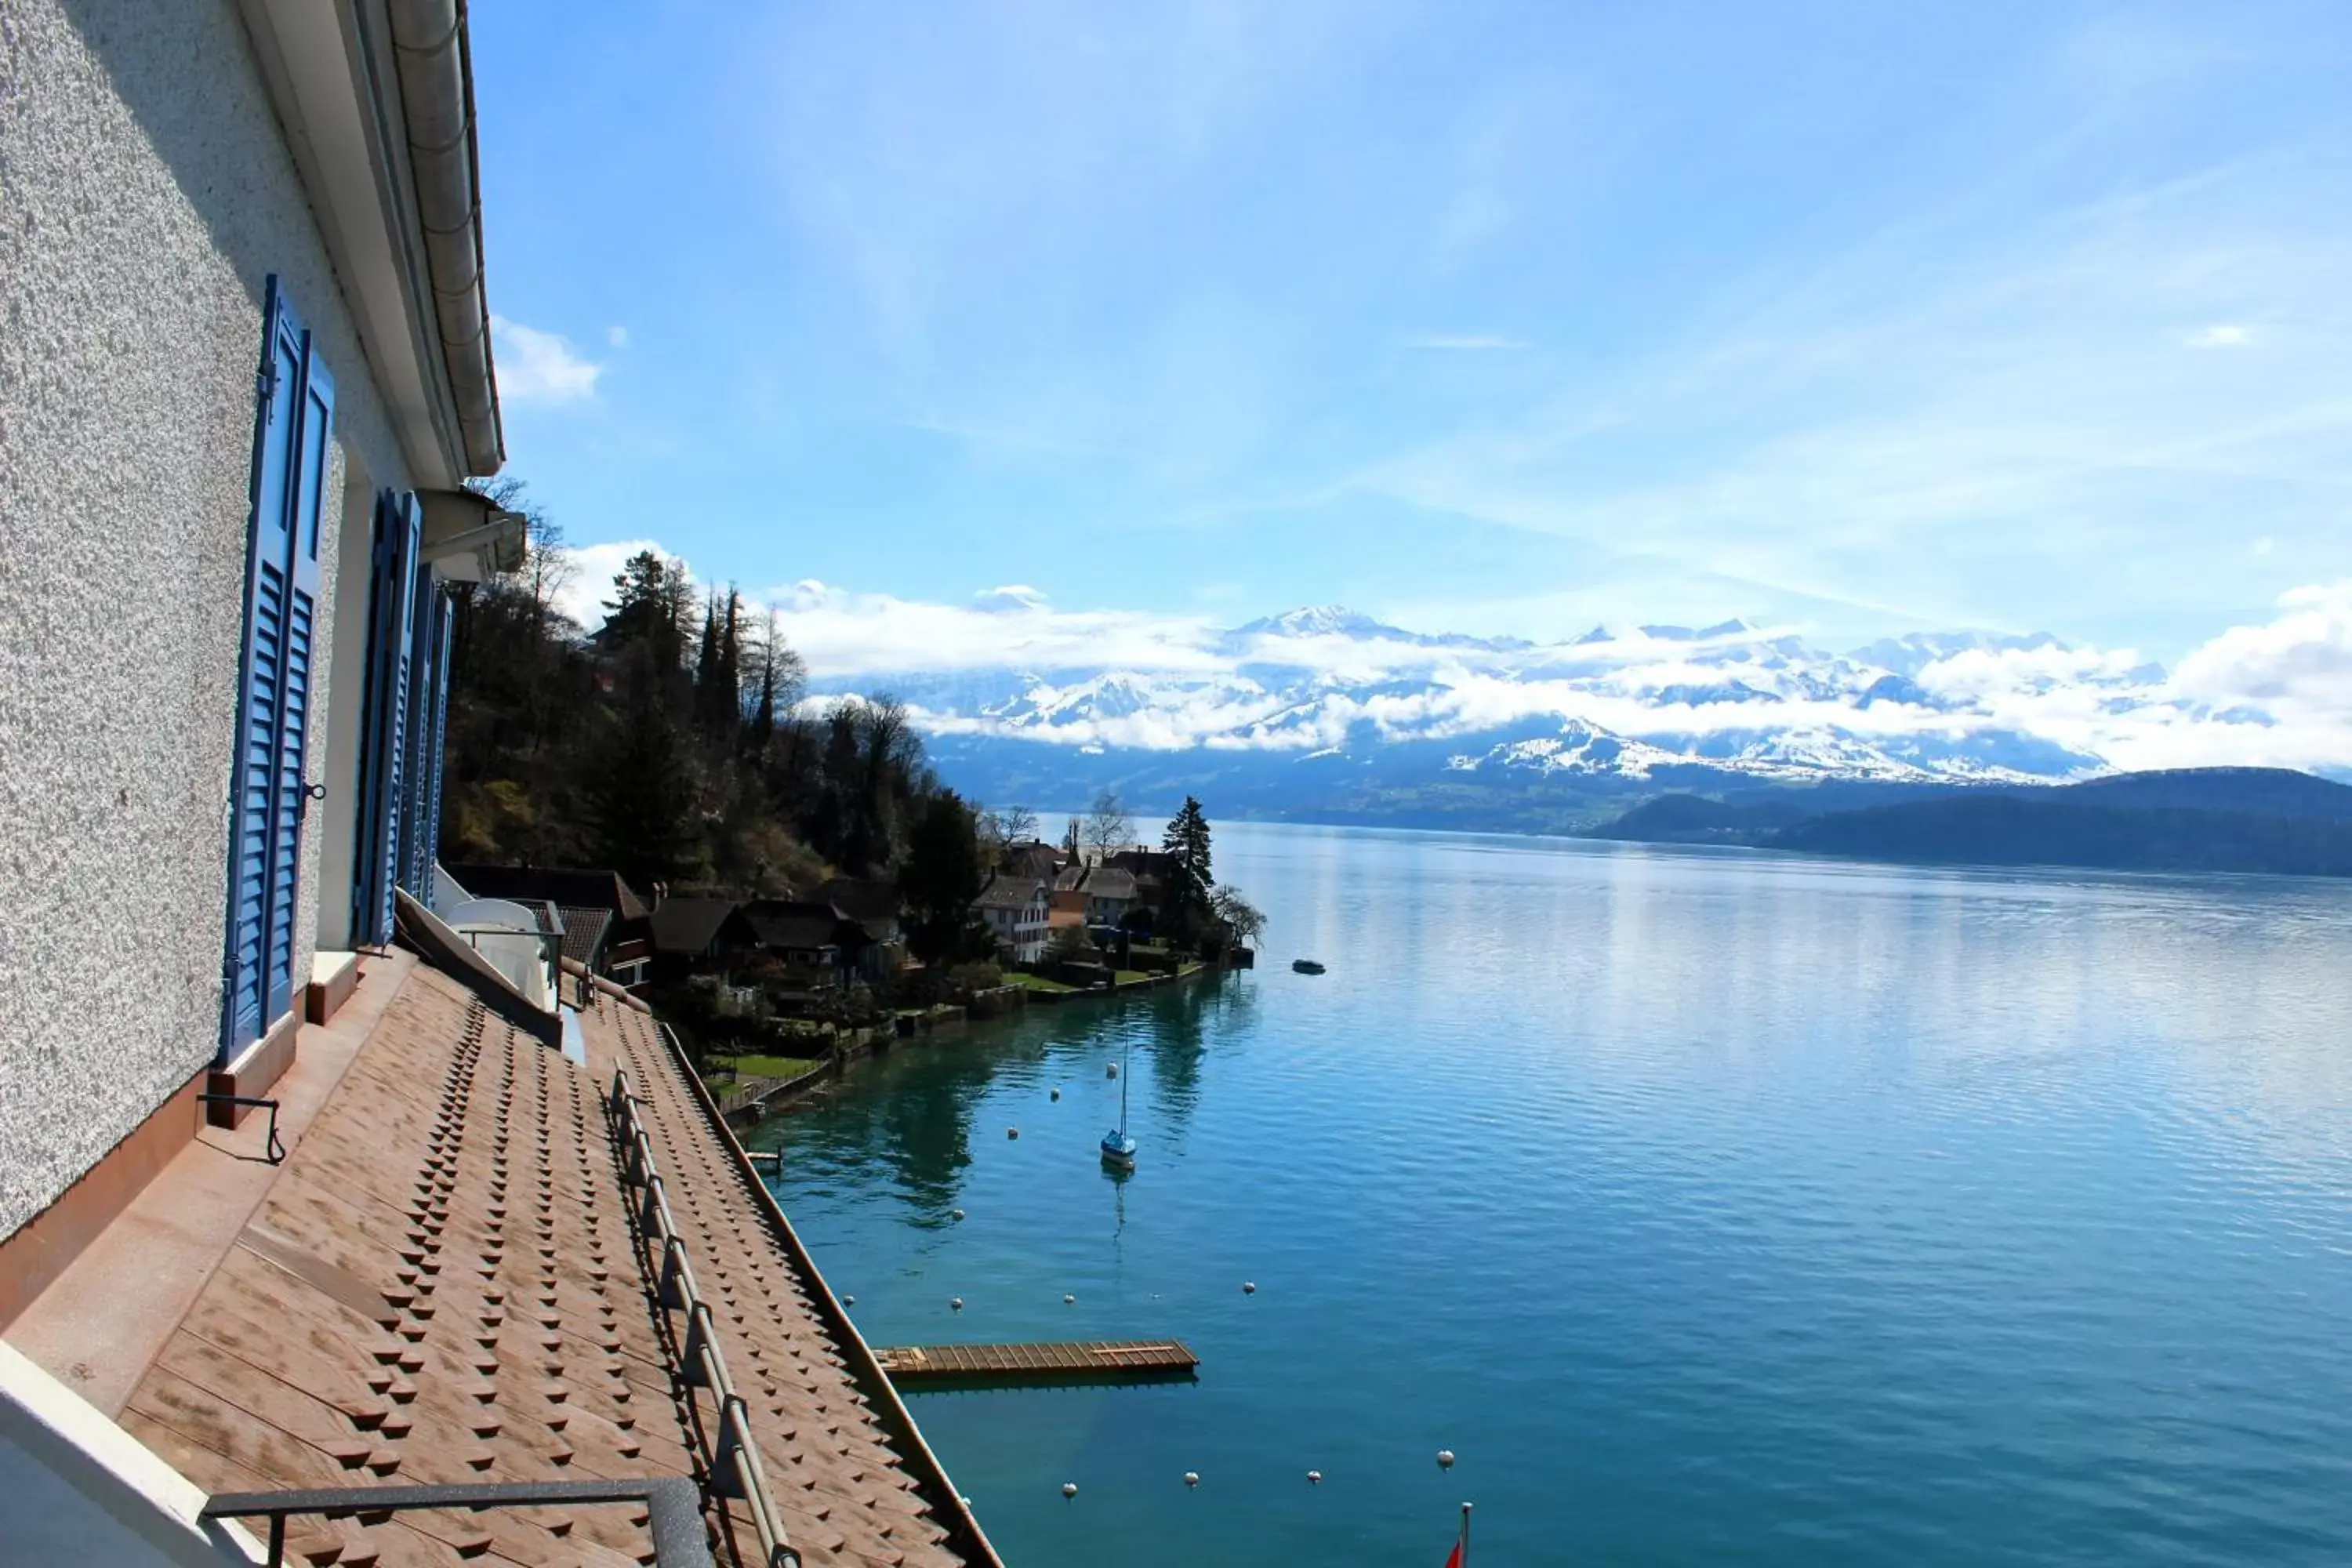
[971,873,1052,964]
[0,5,998,1563]
[817,876,909,979]
[739,898,875,985]
[647,895,760,982]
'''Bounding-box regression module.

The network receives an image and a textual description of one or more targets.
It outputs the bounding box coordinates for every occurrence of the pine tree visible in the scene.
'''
[900,791,988,964]
[1161,797,1214,948]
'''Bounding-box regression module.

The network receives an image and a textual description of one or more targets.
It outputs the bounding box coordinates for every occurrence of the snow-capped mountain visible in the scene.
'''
[782,599,2343,822]
[815,608,2181,786]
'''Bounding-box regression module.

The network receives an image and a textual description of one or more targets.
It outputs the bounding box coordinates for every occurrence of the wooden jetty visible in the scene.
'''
[873,1339,1199,1388]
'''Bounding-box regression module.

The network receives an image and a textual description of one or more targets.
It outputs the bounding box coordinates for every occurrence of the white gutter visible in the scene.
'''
[385,0,502,477]
[236,0,504,483]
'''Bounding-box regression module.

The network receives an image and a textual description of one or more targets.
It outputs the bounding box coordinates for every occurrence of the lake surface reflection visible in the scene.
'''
[756,823,2352,1566]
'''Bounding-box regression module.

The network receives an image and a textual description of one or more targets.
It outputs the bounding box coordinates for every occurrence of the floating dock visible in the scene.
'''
[873,1339,1199,1387]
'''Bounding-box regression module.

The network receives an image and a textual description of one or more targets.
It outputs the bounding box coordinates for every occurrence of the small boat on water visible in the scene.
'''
[1291,959,1327,975]
[1101,1037,1137,1170]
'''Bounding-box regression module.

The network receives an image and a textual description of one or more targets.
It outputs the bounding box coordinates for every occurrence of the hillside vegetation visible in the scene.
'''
[1596,768,2352,878]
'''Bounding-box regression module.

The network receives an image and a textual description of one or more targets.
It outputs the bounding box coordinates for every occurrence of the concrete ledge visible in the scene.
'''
[306,950,360,1024]
[0,1342,263,1563]
[0,1067,206,1330]
[205,1008,300,1131]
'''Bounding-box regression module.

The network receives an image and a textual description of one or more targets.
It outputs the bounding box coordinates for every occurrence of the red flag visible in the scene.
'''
[1443,1544,1463,1568]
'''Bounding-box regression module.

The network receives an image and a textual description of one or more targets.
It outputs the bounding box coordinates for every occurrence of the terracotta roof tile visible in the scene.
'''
[105,960,984,1568]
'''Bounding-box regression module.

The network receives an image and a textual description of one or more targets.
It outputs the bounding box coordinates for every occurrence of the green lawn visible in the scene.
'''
[1113,970,1153,986]
[712,1053,825,1081]
[1007,972,1076,993]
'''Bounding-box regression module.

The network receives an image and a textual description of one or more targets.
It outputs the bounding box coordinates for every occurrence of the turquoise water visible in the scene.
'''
[753,823,2352,1566]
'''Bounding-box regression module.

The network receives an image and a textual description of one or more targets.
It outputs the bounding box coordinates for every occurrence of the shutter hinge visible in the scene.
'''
[256,360,279,420]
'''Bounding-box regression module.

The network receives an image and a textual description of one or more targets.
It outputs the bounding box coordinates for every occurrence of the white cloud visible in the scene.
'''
[543,540,2352,774]
[607,325,630,349]
[767,579,1225,677]
[2187,323,2252,348]
[1403,335,1527,350]
[490,316,604,404]
[557,539,681,627]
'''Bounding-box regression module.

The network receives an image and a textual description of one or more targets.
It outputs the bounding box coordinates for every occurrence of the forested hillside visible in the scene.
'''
[440,481,961,898]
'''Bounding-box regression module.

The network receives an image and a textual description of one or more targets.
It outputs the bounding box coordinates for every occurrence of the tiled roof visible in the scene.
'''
[815,879,899,928]
[111,966,982,1567]
[557,906,612,967]
[1083,868,1138,901]
[648,898,742,956]
[970,875,1044,914]
[739,901,846,954]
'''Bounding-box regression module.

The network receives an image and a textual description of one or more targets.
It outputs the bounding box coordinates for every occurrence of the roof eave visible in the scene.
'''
[236,0,505,485]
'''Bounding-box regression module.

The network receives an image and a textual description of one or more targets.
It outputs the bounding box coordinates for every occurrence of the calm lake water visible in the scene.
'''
[753,822,2352,1566]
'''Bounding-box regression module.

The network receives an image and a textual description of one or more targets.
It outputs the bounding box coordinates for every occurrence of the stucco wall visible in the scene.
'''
[0,0,412,1237]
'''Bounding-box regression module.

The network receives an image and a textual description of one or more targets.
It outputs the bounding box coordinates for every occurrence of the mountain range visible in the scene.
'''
[1598,768,2352,879]
[803,605,2328,833]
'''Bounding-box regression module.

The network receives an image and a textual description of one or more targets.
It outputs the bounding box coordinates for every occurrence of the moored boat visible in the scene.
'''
[1292,959,1326,975]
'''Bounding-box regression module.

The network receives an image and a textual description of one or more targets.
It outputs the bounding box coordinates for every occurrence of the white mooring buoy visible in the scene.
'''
[951,1296,964,1311]
[1107,1063,1118,1079]
[843,1294,856,1306]
[1007,1127,1019,1139]
[1184,1472,1200,1489]
[1242,1280,1258,1295]
[1307,1470,1323,1485]
[1062,1483,1078,1500]
[1051,1087,1062,1101]
[1436,1449,1456,1471]
[1064,1294,1076,1305]
[950,1208,965,1221]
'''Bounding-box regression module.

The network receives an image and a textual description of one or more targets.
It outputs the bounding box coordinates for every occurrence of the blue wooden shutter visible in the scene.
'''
[396,563,438,898]
[417,592,453,896]
[350,490,420,946]
[222,277,333,1051]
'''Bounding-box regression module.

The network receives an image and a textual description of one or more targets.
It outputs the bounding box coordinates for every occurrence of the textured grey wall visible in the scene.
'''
[0,0,412,1237]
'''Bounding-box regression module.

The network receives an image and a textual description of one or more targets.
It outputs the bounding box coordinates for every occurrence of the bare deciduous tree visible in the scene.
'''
[1083,789,1132,861]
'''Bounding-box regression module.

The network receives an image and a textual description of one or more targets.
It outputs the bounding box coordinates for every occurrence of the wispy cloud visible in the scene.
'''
[1403,335,1529,350]
[2187,322,2252,347]
[491,317,604,404]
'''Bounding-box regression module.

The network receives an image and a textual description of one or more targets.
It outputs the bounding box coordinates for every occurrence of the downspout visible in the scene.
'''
[385,0,504,477]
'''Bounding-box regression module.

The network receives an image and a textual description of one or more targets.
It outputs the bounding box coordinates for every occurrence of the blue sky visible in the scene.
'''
[472,0,2352,666]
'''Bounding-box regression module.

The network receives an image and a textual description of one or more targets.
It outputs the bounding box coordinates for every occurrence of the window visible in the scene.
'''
[222,278,335,1054]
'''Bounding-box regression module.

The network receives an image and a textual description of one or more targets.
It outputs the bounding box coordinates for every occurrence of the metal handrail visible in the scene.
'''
[202,1476,713,1568]
[612,1069,801,1568]
[648,1020,1004,1568]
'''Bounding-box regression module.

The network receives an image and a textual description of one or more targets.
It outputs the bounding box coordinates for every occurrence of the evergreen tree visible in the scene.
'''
[603,551,679,657]
[1161,796,1214,948]
[586,675,700,885]
[899,791,988,964]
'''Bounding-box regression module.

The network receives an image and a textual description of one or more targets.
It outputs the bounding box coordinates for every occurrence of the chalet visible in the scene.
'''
[647,897,757,980]
[971,874,1051,964]
[817,876,909,978]
[740,898,871,983]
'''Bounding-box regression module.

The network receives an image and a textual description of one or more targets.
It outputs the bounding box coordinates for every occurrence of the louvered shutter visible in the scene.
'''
[416,592,453,899]
[351,490,420,946]
[396,563,440,898]
[221,277,333,1051]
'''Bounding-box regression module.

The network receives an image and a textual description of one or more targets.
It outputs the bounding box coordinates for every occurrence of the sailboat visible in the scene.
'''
[1100,1036,1137,1170]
